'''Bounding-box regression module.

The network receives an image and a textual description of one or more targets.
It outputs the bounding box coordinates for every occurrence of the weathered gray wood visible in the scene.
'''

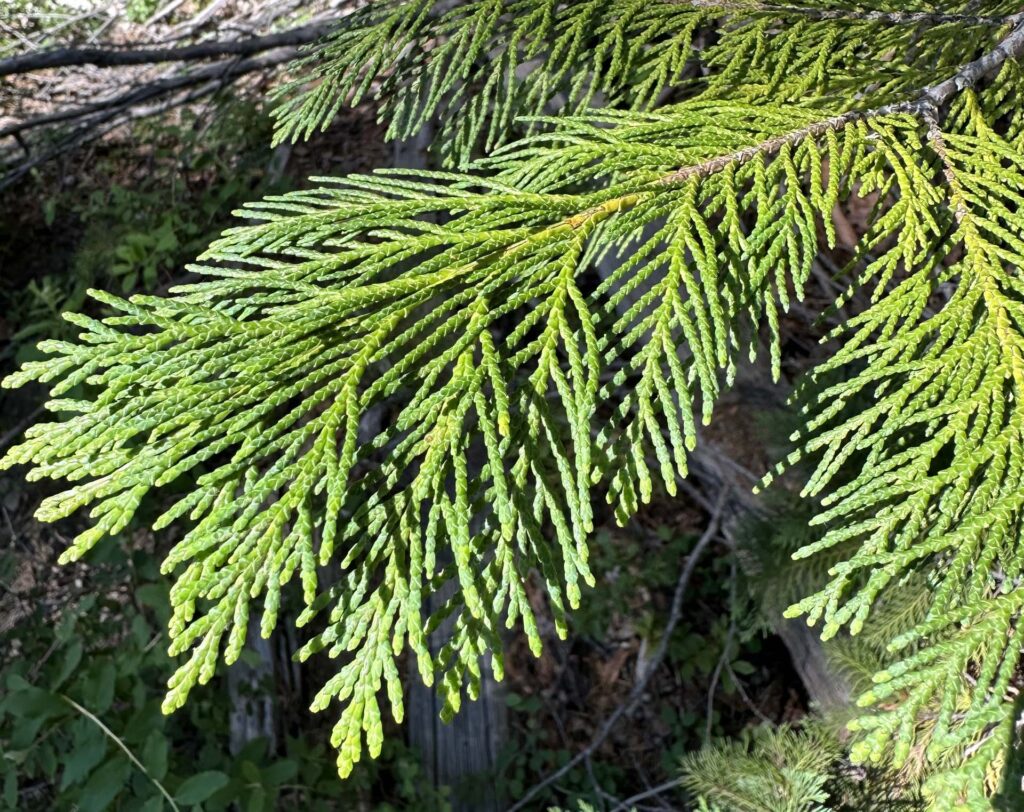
[228,614,278,754]
[407,578,507,812]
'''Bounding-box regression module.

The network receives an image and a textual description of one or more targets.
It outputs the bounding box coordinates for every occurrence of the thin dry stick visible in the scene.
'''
[725,661,774,726]
[679,1,1024,27]
[0,44,301,140]
[0,21,333,77]
[0,49,297,190]
[508,489,730,812]
[0,405,44,456]
[60,694,180,812]
[704,552,738,742]
[611,777,685,812]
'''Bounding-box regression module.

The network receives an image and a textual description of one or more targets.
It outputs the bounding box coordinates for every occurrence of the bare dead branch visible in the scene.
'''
[1,45,299,141]
[0,48,298,190]
[0,21,333,78]
[678,1,1024,27]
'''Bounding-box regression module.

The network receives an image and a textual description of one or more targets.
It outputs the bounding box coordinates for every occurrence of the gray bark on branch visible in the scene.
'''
[0,21,334,78]
[0,47,300,191]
